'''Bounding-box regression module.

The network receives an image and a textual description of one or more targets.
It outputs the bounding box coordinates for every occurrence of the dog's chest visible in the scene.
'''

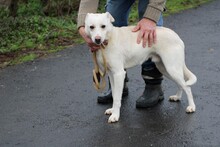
[96,50,107,69]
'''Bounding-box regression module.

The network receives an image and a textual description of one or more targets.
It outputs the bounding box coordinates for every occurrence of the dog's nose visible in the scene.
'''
[95,38,101,45]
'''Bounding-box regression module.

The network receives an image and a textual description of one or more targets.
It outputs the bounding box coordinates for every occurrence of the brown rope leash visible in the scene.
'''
[92,44,108,91]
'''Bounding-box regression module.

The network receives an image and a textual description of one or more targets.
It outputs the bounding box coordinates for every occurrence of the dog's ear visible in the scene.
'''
[106,12,115,23]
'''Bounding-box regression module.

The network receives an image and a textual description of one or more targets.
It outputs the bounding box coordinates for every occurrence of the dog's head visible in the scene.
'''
[85,12,115,45]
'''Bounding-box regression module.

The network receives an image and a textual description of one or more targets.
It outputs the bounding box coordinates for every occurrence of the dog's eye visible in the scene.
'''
[90,26,95,30]
[101,25,106,29]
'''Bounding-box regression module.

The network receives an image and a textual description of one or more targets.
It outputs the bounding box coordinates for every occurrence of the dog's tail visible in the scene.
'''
[184,64,197,86]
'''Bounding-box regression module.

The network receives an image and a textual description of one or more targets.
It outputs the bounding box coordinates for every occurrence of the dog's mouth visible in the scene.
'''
[93,40,108,47]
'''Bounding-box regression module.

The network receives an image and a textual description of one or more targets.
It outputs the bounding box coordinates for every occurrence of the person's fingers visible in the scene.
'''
[137,30,144,44]
[88,42,100,52]
[86,37,93,44]
[88,43,99,49]
[153,30,157,44]
[90,46,100,52]
[142,31,149,48]
[132,25,140,32]
[90,47,96,52]
[148,31,153,47]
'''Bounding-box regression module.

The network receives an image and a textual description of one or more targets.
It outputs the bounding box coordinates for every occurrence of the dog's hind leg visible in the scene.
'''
[169,87,183,102]
[156,61,183,101]
[105,70,126,123]
[184,86,195,113]
[165,66,195,113]
[158,46,195,112]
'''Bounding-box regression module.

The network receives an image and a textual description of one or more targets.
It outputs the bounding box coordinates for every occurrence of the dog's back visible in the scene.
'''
[106,26,184,69]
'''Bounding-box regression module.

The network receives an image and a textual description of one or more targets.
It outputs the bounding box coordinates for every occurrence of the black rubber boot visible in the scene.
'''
[136,82,164,108]
[136,59,164,108]
[97,74,129,104]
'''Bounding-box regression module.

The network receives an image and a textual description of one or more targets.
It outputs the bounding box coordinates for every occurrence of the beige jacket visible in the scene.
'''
[77,0,166,29]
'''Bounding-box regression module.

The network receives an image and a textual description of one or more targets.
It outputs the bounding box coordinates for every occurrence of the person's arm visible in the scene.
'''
[132,0,166,48]
[77,0,100,52]
[144,0,166,23]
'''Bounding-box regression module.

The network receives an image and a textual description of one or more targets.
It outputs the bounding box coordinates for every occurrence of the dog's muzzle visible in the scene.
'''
[95,38,101,45]
[95,36,102,45]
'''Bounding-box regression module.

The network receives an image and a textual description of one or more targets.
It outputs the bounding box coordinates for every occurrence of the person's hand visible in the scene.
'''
[132,18,157,48]
[78,27,100,52]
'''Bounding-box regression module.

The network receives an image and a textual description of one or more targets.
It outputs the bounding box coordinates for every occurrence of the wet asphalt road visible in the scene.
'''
[1,1,220,146]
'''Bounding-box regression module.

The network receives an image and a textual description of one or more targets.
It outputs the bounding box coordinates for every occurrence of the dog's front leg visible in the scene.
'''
[105,70,126,123]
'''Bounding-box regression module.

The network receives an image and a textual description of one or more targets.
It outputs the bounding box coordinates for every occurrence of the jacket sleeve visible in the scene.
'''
[77,0,99,29]
[143,0,166,23]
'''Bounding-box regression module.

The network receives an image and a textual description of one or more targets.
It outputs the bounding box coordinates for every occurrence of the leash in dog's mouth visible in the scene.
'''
[92,43,108,91]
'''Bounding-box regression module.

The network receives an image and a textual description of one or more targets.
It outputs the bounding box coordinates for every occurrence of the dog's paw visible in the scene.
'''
[105,108,120,123]
[108,113,119,123]
[105,108,113,115]
[186,105,196,113]
[169,95,181,102]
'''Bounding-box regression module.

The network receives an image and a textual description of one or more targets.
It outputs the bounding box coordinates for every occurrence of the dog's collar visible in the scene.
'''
[100,43,106,49]
[100,40,108,49]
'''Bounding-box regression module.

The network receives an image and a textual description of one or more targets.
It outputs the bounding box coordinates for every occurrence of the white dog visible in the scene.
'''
[85,12,197,123]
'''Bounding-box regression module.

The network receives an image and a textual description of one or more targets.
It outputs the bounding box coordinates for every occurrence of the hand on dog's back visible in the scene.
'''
[132,18,157,48]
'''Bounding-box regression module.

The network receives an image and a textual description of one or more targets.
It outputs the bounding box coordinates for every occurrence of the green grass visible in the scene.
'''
[0,0,80,67]
[0,0,212,68]
[0,15,77,53]
[165,0,211,16]
[11,54,38,65]
[0,6,79,66]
